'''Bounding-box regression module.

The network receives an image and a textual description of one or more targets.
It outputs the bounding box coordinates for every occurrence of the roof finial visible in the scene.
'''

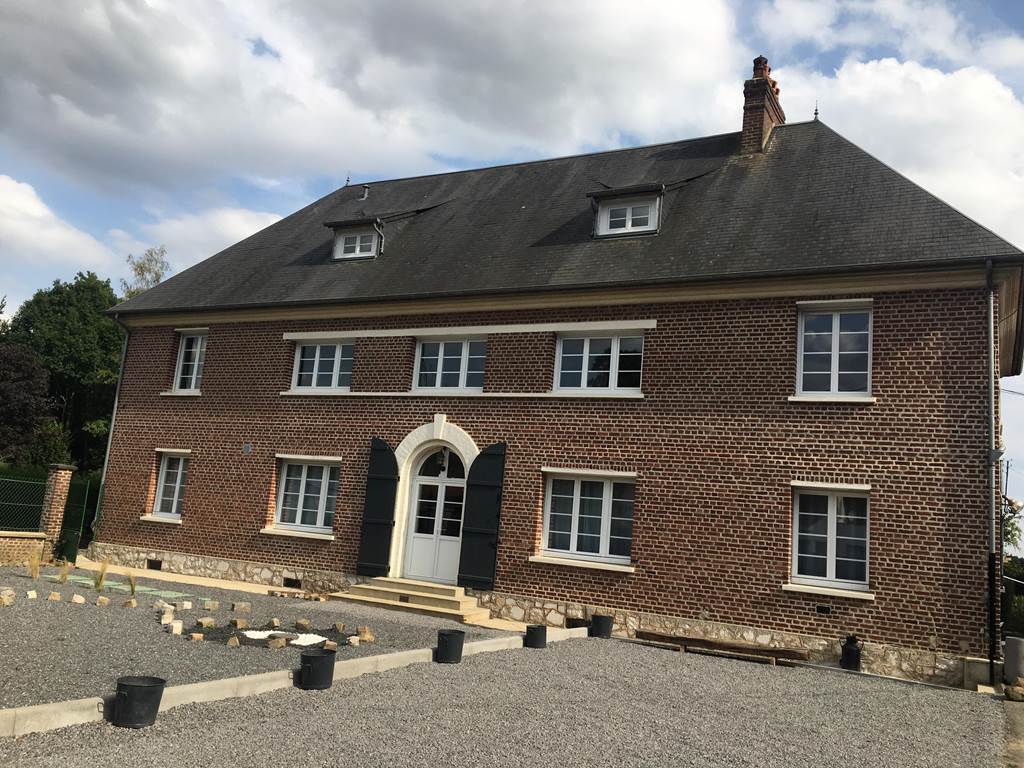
[344,173,350,186]
[813,100,819,121]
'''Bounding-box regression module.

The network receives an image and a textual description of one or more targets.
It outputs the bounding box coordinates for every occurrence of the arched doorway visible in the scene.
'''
[402,446,466,583]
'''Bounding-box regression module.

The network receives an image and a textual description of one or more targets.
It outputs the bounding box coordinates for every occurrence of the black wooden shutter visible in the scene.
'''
[356,437,399,577]
[457,442,507,590]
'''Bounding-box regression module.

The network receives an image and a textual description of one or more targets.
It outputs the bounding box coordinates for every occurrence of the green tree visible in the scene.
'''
[0,343,50,464]
[120,245,171,298]
[4,273,123,469]
[17,418,72,468]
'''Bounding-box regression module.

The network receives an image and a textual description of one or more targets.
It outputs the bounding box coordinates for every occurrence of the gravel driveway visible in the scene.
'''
[0,566,504,708]
[0,638,1003,767]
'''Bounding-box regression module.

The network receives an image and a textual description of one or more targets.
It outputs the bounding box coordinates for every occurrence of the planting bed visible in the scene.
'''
[0,639,1004,766]
[0,566,505,708]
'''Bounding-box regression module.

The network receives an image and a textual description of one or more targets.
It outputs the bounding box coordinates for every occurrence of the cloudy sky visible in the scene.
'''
[3,0,1024,494]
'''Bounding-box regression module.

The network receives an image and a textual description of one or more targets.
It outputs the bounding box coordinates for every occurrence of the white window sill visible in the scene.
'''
[279,389,645,399]
[139,514,182,525]
[259,526,335,541]
[781,582,874,601]
[160,390,202,397]
[528,554,635,574]
[788,395,876,404]
[279,388,352,396]
[0,530,46,538]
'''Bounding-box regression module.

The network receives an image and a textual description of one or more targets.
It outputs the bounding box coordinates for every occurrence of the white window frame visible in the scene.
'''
[153,452,190,519]
[333,230,378,259]
[274,460,340,533]
[791,489,870,591]
[541,473,634,565]
[291,341,355,392]
[413,338,486,391]
[796,304,872,397]
[596,196,660,236]
[554,334,644,393]
[173,332,207,392]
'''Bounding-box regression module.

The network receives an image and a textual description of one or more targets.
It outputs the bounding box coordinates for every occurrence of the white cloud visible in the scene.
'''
[0,174,116,269]
[0,0,746,191]
[121,207,282,270]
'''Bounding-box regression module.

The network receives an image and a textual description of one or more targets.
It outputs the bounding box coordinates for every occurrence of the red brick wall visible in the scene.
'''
[96,288,997,655]
[352,337,415,391]
[485,332,555,392]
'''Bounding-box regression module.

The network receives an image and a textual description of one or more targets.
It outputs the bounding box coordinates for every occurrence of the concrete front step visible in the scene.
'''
[348,583,479,612]
[369,577,466,599]
[327,591,491,624]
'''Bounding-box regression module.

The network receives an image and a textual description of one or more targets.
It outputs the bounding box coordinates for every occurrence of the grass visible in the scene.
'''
[128,573,137,596]
[93,561,109,592]
[25,550,41,579]
[57,561,72,584]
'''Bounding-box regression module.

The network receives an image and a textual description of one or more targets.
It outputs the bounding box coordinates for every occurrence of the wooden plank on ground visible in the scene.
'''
[683,646,777,665]
[634,630,810,661]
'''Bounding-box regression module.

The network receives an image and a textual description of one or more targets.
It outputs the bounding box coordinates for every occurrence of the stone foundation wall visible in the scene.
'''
[0,533,46,566]
[87,541,362,594]
[473,590,965,688]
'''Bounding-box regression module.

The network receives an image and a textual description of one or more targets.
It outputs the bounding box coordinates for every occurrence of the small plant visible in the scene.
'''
[93,561,109,592]
[57,561,72,584]
[26,550,41,579]
[128,573,137,597]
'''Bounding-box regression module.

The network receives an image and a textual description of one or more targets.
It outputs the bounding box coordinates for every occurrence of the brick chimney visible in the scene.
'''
[740,55,786,154]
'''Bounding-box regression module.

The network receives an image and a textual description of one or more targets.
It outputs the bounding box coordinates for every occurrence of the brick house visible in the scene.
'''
[92,57,1024,685]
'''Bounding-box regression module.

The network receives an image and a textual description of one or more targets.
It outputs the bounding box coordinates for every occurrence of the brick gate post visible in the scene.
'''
[41,463,75,561]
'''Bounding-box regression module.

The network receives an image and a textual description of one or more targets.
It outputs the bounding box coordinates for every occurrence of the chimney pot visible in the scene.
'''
[740,55,786,154]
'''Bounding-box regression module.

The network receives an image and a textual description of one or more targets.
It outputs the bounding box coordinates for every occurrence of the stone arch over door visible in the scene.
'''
[388,414,480,579]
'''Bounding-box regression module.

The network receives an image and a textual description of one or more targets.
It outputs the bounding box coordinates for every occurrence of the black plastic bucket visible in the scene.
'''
[436,629,466,663]
[589,615,614,638]
[524,624,547,649]
[299,647,337,690]
[112,676,166,728]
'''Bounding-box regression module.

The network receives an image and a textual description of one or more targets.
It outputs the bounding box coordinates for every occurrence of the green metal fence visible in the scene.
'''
[56,478,91,562]
[0,475,47,531]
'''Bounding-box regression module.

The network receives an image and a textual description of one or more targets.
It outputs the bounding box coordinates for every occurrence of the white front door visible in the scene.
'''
[403,448,466,583]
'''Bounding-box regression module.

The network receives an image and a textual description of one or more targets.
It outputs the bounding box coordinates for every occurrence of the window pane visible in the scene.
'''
[551,478,575,496]
[836,560,866,582]
[440,342,463,387]
[839,312,869,333]
[316,345,336,387]
[798,494,828,515]
[358,234,373,253]
[609,537,631,557]
[802,373,831,392]
[838,373,868,392]
[612,483,634,502]
[797,514,828,535]
[802,333,833,353]
[417,343,439,387]
[839,333,869,352]
[836,539,866,560]
[608,207,627,229]
[797,535,827,556]
[617,337,643,388]
[466,341,486,388]
[630,205,650,227]
[838,352,868,373]
[797,555,827,577]
[586,338,612,387]
[324,467,338,528]
[174,459,189,516]
[337,345,353,388]
[418,450,445,477]
[840,496,867,517]
[610,518,633,539]
[445,452,465,479]
[548,531,571,550]
[803,313,833,334]
[297,346,316,387]
[802,353,831,373]
[194,337,206,389]
[576,534,600,553]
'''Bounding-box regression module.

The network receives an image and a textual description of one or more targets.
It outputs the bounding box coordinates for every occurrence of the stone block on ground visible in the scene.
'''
[47,591,61,601]
[160,611,175,625]
[357,626,375,643]
[269,617,281,628]
[294,619,312,632]
[324,640,338,651]
[196,617,216,628]
[231,618,248,629]
[0,593,13,607]
[267,637,287,650]
[96,596,110,606]
[167,620,183,635]
[348,636,360,647]
[153,599,170,611]
[1007,685,1024,702]
[232,602,251,613]
[123,598,137,608]
[179,600,192,610]
[1015,676,1024,689]
[71,594,86,604]
[203,600,219,611]
[26,590,37,599]
[226,636,240,648]
[189,633,204,642]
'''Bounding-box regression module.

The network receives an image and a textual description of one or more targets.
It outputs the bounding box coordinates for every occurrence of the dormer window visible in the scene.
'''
[335,231,377,259]
[587,184,664,238]
[324,217,383,260]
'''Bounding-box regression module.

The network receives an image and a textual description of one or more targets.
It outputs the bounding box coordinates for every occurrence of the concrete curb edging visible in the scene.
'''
[0,626,591,738]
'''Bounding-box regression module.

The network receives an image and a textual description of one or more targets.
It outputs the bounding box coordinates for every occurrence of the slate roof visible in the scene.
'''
[113,120,1023,315]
